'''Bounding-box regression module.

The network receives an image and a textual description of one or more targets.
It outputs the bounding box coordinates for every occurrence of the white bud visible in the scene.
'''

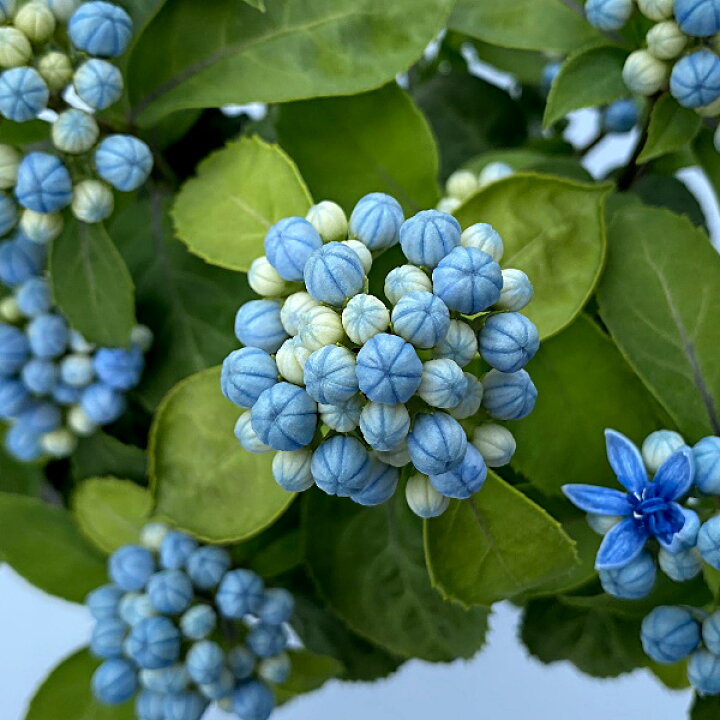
[280,291,320,336]
[38,51,73,91]
[445,170,479,201]
[342,239,372,274]
[472,424,516,467]
[67,404,98,437]
[496,268,534,311]
[375,440,411,468]
[45,0,79,22]
[41,428,77,458]
[14,2,56,43]
[0,0,16,22]
[622,50,668,95]
[0,26,32,68]
[0,144,21,190]
[0,296,21,322]
[406,474,449,518]
[699,95,720,118]
[234,411,272,454]
[52,109,100,153]
[306,200,348,243]
[637,0,674,21]
[384,264,432,305]
[275,337,311,385]
[298,305,344,351]
[69,330,94,354]
[248,256,290,297]
[587,513,622,535]
[342,293,390,345]
[641,429,686,474]
[140,522,169,551]
[449,373,484,420]
[478,162,513,188]
[72,179,114,224]
[20,209,63,244]
[646,21,687,60]
[436,197,462,214]
[130,324,153,353]
[460,223,504,262]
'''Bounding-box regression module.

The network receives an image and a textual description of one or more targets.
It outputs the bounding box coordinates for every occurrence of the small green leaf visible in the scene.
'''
[638,94,702,163]
[693,128,720,203]
[648,659,690,690]
[424,472,578,607]
[173,136,312,271]
[303,491,488,662]
[25,649,135,720]
[692,694,720,719]
[454,174,610,339]
[276,83,440,213]
[275,650,344,705]
[149,367,295,543]
[49,219,135,347]
[597,206,720,439]
[0,492,106,603]
[72,433,147,484]
[631,174,706,226]
[544,45,628,129]
[0,118,49,145]
[241,0,265,10]
[0,429,43,496]
[72,477,152,553]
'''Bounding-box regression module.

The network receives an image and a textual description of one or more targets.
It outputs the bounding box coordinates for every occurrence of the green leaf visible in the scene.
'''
[71,433,147,484]
[303,491,489,662]
[149,367,294,543]
[173,136,312,272]
[692,695,720,719]
[471,41,545,85]
[597,206,720,439]
[511,316,670,496]
[413,72,528,181]
[0,493,106,603]
[114,188,252,409]
[639,94,702,163]
[544,45,628,129]
[0,429,43,496]
[648,659,690,690]
[424,472,578,607]
[241,0,266,10]
[49,219,135,347]
[72,477,152,553]
[25,649,135,720]
[0,118,49,145]
[631,175,705,227]
[275,650,344,705]
[449,0,602,53]
[276,83,440,213]
[127,0,454,126]
[454,174,609,339]
[693,128,720,203]
[464,148,593,183]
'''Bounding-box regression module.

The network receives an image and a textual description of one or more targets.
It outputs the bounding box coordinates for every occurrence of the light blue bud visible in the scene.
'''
[21,357,57,395]
[433,246,503,314]
[187,640,224,684]
[460,223,504,262]
[16,277,51,318]
[163,691,208,720]
[216,568,264,618]
[641,429,686,473]
[670,50,720,108]
[418,358,466,409]
[350,456,399,506]
[0,240,40,287]
[694,436,720,493]
[81,382,126,425]
[675,0,720,37]
[479,312,540,373]
[496,269,534,312]
[432,319,477,367]
[95,134,153,192]
[0,377,29,418]
[251,382,317,451]
[356,332,422,403]
[604,98,639,133]
[92,658,137,705]
[52,109,100,155]
[180,605,217,640]
[666,506,700,552]
[68,1,133,57]
[405,473,450,518]
[704,611,720,655]
[450,373,483,420]
[585,0,634,30]
[391,290,450,349]
[199,668,235,701]
[408,411,467,476]
[70,329,95,353]
[53,381,80,406]
[146,569,193,615]
[257,587,295,625]
[60,354,94,388]
[429,444,487,499]
[91,617,126,659]
[26,313,68,359]
[349,192,404,250]
[234,299,288,354]
[94,345,144,390]
[688,649,720,695]
[247,623,288,658]
[271,448,314,491]
[258,652,291,684]
[0,192,16,235]
[73,59,123,110]
[15,152,72,214]
[221,347,277,409]
[342,293,390,345]
[658,547,702,581]
[86,584,123,620]
[228,646,256,679]
[400,210,461,269]
[0,322,29,374]
[641,605,701,663]
[109,544,155,591]
[139,664,188,694]
[318,393,363,432]
[125,616,181,670]
[304,344,358,404]
[159,530,197,570]
[303,241,365,306]
[186,545,230,590]
[598,550,656,598]
[136,691,166,720]
[264,216,323,281]
[359,401,410,451]
[383,264,432,306]
[231,679,275,720]
[118,592,155,626]
[17,399,61,432]
[0,67,49,122]
[698,516,720,569]
[4,421,42,460]
[482,368,538,420]
[311,434,370,496]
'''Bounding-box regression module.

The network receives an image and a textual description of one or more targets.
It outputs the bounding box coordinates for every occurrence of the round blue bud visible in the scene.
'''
[479,312,540,373]
[0,240,38,287]
[272,448,314,492]
[73,59,123,110]
[231,679,275,720]
[94,345,144,391]
[318,394,363,433]
[304,345,358,404]
[125,616,181,670]
[258,653,291,685]
[482,369,537,420]
[400,210,461,269]
[391,290,450,349]
[264,216,323,281]
[81,382,126,425]
[95,134,153,192]
[109,544,155,592]
[0,377,29,418]
[675,0,720,36]
[16,277,51,318]
[86,584,123,620]
[641,606,701,663]
[359,401,410,452]
[16,232,48,271]
[186,640,224,684]
[159,530,197,570]
[139,664,188,694]
[311,434,370,496]
[704,611,720,655]
[186,545,231,590]
[251,382,317,451]
[4,421,42,460]
[349,192,404,250]
[21,358,57,395]
[17,399,61,432]
[659,547,702,581]
[180,605,217,641]
[694,436,720,494]
[408,412,467,476]
[0,67,49,122]
[356,332,422,403]
[585,0,634,30]
[350,456,399,506]
[418,359,466,409]
[228,646,256,679]
[60,354,95,388]
[216,568,264,618]
[247,623,288,658]
[433,246,503,314]
[118,593,155,626]
[136,691,166,720]
[429,444,487,499]
[199,668,235,701]
[68,1,133,57]
[670,50,720,108]
[92,658,138,705]
[642,429,686,474]
[0,192,16,236]
[599,550,656,598]
[91,617,127,659]
[27,313,68,359]
[698,516,720,569]
[432,319,477,367]
[163,691,208,720]
[0,323,29,374]
[257,588,295,626]
[15,152,72,214]
[604,98,638,133]
[688,649,720,695]
[666,506,701,553]
[146,570,193,615]
[303,241,365,306]
[234,299,288,354]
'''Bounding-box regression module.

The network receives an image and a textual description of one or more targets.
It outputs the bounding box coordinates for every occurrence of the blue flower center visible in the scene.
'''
[628,491,684,544]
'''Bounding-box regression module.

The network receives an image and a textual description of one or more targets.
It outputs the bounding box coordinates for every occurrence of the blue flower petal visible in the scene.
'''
[562,484,631,516]
[596,517,648,570]
[656,503,688,550]
[653,446,695,501]
[605,429,647,493]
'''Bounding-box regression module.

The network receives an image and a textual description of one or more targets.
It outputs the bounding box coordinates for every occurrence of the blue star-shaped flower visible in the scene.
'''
[563,429,694,570]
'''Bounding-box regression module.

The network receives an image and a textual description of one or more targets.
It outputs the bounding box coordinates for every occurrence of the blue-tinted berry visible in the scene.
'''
[688,649,720,695]
[585,0,634,29]
[234,299,288,354]
[119,593,155,626]
[433,246,503,314]
[271,448,314,492]
[359,401,410,451]
[81,382,126,424]
[0,377,29,417]
[228,646,256,679]
[704,611,720,655]
[670,50,720,108]
[429,444,487,499]
[136,690,166,720]
[60,354,94,388]
[318,394,363,432]
[698,516,720,569]
[0,67,49,122]
[17,399,61,432]
[247,623,288,658]
[15,152,72,213]
[641,606,701,663]
[303,345,358,404]
[482,369,537,420]
[479,312,540,373]
[73,59,123,110]
[199,669,235,701]
[27,313,68,359]
[391,291,450,349]
[0,240,39,288]
[264,216,323,281]
[16,277,51,318]
[95,134,153,192]
[186,640,224,684]
[221,348,278,410]
[21,358,57,395]
[216,569,264,618]
[180,605,217,641]
[694,436,720,494]
[350,456,399,506]
[675,0,720,36]
[311,434,370,496]
[146,570,193,615]
[418,359,466,409]
[400,210,461,269]
[658,547,702,581]
[303,242,365,306]
[432,319,477,367]
[4,421,42,460]
[232,679,275,720]
[598,550,656,598]
[125,616,181,670]
[139,664,188,694]
[109,545,155,592]
[257,588,295,626]
[163,691,208,720]
[186,546,231,590]
[0,323,29,374]
[86,584,123,620]
[408,411,467,476]
[159,530,197,570]
[356,333,422,404]
[604,98,638,133]
[93,346,143,390]
[251,382,317,451]
[91,617,126,659]
[68,1,133,57]
[92,658,138,705]
[349,192,404,250]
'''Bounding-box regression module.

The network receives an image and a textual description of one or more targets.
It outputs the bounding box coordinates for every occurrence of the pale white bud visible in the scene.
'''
[478,162,513,188]
[0,144,21,190]
[641,429,686,474]
[248,256,290,297]
[275,337,311,385]
[637,0,674,21]
[384,264,432,305]
[72,179,114,224]
[14,2,56,43]
[130,324,153,353]
[38,51,73,91]
[699,96,720,118]
[234,411,272,454]
[587,513,622,535]
[298,305,344,351]
[375,440,411,468]
[445,169,479,201]
[622,50,668,95]
[306,200,348,243]
[436,197,462,214]
[40,428,77,458]
[0,27,32,68]
[342,293,390,345]
[140,522,169,551]
[45,0,79,22]
[472,424,516,467]
[460,223,504,262]
[406,474,449,518]
[0,296,21,322]
[20,209,63,244]
[342,239,372,274]
[67,404,98,437]
[496,268,534,311]
[449,373,483,420]
[646,21,687,60]
[280,291,320,336]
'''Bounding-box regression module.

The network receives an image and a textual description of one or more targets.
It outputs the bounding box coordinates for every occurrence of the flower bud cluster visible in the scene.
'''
[436,162,514,215]
[221,193,539,519]
[0,228,151,461]
[87,524,293,720]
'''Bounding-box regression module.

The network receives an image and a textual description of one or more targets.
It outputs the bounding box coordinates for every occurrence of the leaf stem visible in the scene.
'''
[617,95,657,191]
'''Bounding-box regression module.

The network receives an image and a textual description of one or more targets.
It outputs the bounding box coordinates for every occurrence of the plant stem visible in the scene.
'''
[617,96,657,191]
[578,131,606,156]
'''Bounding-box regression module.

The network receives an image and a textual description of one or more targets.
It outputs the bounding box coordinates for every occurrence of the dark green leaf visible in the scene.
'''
[0,118,49,145]
[241,0,266,10]
[0,428,43,496]
[638,94,702,163]
[693,128,720,203]
[275,650,343,705]
[631,175,705,227]
[692,694,720,719]
[72,433,147,484]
